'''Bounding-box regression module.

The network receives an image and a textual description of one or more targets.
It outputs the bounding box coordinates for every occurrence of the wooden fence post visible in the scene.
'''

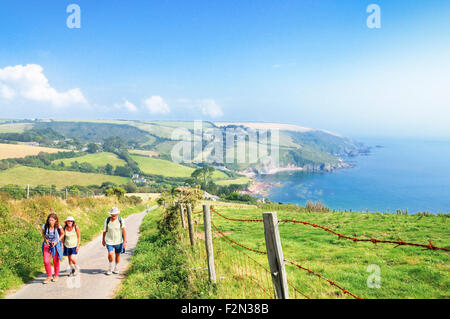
[263,212,289,299]
[65,188,68,200]
[186,203,195,246]
[26,184,30,199]
[179,203,186,229]
[203,204,216,284]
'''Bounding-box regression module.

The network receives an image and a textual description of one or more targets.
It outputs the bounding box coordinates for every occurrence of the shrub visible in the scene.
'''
[305,200,330,213]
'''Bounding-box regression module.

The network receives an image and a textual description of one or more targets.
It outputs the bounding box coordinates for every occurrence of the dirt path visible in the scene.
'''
[6,205,158,299]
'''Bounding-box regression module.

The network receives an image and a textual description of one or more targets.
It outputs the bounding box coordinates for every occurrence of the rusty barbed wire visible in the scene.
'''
[214,219,351,299]
[210,207,449,252]
[278,218,450,252]
[214,224,310,299]
[212,207,264,222]
[283,258,362,299]
[211,221,267,255]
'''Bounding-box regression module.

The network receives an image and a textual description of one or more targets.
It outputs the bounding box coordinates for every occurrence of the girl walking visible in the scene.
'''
[63,216,81,276]
[41,212,64,284]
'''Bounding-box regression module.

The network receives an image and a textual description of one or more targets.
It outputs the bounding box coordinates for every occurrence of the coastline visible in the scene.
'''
[238,161,354,198]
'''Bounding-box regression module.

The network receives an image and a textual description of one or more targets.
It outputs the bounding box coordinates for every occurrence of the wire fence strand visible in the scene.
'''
[210,207,449,252]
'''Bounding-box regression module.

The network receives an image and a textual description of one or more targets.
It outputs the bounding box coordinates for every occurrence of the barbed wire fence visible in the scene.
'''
[177,203,449,299]
[0,184,98,200]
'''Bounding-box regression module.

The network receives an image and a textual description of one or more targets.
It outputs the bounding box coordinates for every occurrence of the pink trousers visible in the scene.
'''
[43,244,60,277]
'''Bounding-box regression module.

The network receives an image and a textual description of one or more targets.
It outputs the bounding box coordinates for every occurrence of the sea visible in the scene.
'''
[259,137,450,214]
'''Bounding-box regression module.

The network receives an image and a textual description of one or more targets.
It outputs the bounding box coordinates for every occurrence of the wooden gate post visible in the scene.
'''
[263,212,289,299]
[186,203,195,246]
[26,184,30,199]
[203,204,216,284]
[179,202,187,229]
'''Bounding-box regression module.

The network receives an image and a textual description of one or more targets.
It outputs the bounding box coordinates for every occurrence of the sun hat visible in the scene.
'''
[109,207,120,215]
[65,216,75,222]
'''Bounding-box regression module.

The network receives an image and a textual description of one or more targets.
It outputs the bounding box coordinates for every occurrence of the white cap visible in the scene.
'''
[109,207,120,215]
[65,216,75,222]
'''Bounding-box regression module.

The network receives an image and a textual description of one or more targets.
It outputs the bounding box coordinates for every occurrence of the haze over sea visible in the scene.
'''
[261,138,450,214]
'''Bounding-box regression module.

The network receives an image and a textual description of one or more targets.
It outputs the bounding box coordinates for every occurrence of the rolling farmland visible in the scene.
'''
[131,155,229,179]
[52,152,126,168]
[0,143,69,160]
[0,166,129,187]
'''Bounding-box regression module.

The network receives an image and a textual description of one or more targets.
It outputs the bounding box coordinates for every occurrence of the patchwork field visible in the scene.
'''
[129,150,159,157]
[131,155,194,177]
[0,143,69,160]
[0,123,34,133]
[0,166,129,187]
[215,177,252,186]
[52,152,126,168]
[131,155,228,179]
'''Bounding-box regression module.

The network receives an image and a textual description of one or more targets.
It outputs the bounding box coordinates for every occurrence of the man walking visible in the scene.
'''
[102,207,127,275]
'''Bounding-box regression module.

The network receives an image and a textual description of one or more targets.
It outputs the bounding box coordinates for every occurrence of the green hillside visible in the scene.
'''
[131,155,229,180]
[131,155,194,178]
[0,166,129,187]
[0,123,34,133]
[3,119,371,175]
[52,152,126,168]
[34,121,152,144]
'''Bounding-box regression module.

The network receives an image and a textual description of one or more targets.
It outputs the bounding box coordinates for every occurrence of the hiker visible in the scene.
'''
[41,212,64,284]
[102,207,127,275]
[63,216,81,276]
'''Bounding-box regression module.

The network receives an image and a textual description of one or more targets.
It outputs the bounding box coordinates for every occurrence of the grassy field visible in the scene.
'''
[186,202,449,299]
[0,166,129,187]
[129,150,159,157]
[0,143,68,160]
[0,195,148,298]
[131,155,229,180]
[0,123,34,133]
[215,177,252,186]
[131,155,195,178]
[52,152,126,168]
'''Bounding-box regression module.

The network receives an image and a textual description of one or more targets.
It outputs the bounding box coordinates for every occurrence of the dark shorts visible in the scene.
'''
[106,243,124,254]
[63,246,78,256]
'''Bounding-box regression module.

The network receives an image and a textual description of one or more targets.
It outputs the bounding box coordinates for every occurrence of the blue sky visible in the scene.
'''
[0,0,449,139]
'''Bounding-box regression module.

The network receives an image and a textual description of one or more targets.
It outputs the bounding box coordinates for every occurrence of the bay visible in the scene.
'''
[260,138,450,214]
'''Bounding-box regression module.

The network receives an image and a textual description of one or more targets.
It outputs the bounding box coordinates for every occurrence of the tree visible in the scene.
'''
[103,136,126,152]
[124,182,137,193]
[191,166,215,189]
[79,162,95,173]
[105,186,126,198]
[105,163,113,175]
[87,143,101,154]
[114,165,133,177]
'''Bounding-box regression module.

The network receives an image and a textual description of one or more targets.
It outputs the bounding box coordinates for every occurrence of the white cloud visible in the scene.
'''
[200,99,224,118]
[0,64,87,107]
[0,85,15,100]
[144,96,170,114]
[124,100,138,112]
[113,100,138,113]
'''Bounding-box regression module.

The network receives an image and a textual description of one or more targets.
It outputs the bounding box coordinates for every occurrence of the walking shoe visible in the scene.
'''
[113,266,119,274]
[106,269,112,275]
[43,277,52,284]
[73,267,79,276]
[52,276,59,282]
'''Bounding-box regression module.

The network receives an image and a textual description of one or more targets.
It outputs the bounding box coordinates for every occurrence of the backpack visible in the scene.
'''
[106,216,122,233]
[44,225,62,236]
